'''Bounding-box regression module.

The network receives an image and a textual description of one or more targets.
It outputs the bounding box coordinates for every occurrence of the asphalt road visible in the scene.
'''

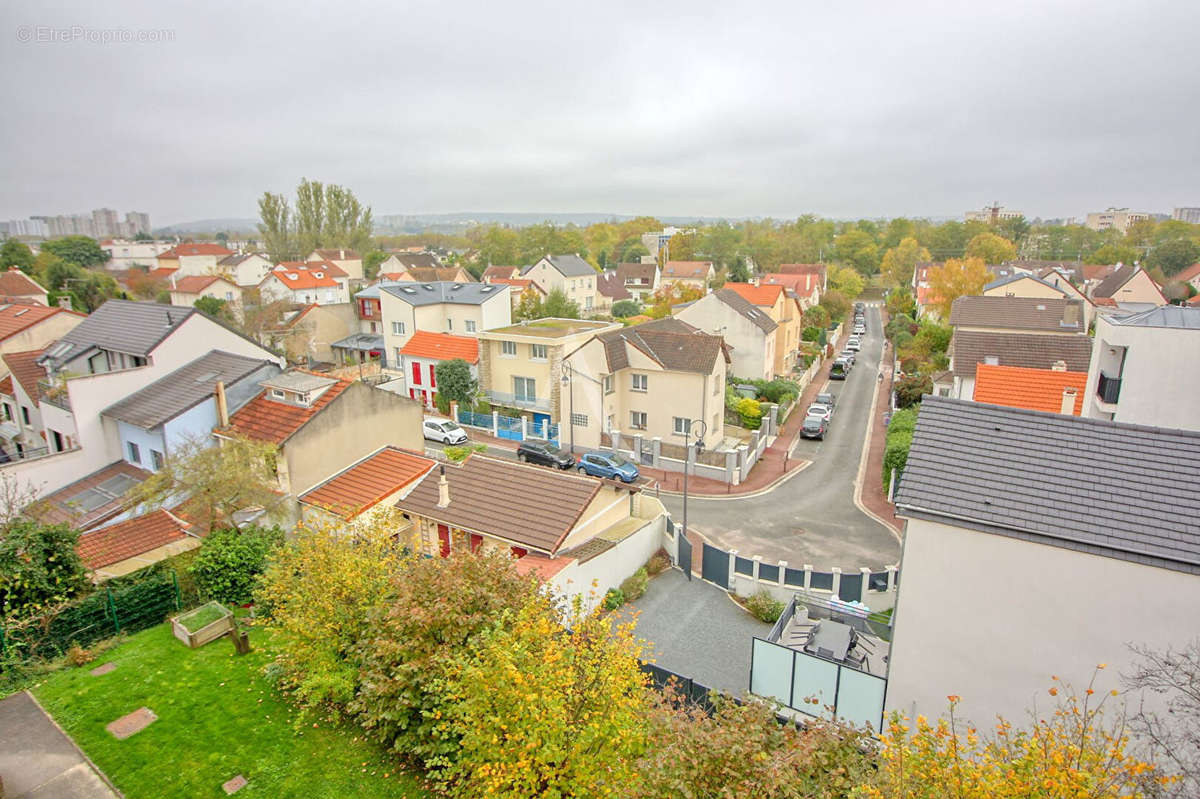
[660,305,902,570]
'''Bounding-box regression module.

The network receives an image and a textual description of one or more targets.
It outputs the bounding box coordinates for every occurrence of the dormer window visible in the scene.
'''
[271,389,286,399]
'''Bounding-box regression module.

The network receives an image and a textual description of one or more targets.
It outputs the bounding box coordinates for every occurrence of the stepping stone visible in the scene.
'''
[105,707,156,739]
[90,662,116,676]
[223,774,248,794]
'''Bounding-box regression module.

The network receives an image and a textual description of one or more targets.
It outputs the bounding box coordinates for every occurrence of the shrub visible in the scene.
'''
[737,397,763,430]
[759,378,799,405]
[745,590,785,623]
[472,398,492,414]
[883,429,914,490]
[612,299,642,318]
[0,519,89,619]
[444,443,487,462]
[645,550,670,576]
[894,374,932,408]
[801,325,821,342]
[603,588,626,610]
[886,407,918,436]
[188,525,283,605]
[434,390,450,415]
[620,567,649,602]
[66,644,94,667]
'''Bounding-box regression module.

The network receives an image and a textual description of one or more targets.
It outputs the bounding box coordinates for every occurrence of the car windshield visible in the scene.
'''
[543,444,565,456]
[607,453,629,467]
[803,417,822,427]
[439,422,459,432]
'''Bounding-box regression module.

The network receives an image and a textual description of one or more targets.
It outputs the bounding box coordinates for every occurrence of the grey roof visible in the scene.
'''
[595,318,726,374]
[43,299,194,367]
[1092,264,1137,298]
[950,330,1093,379]
[529,254,596,278]
[331,332,385,351]
[1108,305,1200,330]
[260,372,337,393]
[894,397,1200,575]
[102,350,273,429]
[353,281,401,300]
[949,296,1083,332]
[219,252,266,266]
[375,281,506,306]
[713,288,778,333]
[983,272,1064,294]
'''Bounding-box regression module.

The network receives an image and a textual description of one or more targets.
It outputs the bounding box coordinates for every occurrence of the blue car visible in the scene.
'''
[577,451,640,483]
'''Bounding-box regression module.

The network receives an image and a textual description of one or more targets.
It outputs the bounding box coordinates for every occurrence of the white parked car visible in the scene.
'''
[806,403,834,422]
[423,417,469,445]
[846,338,862,352]
[854,324,866,335]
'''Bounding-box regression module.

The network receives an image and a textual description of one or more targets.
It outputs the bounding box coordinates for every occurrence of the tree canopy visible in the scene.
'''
[257,178,373,262]
[927,257,991,317]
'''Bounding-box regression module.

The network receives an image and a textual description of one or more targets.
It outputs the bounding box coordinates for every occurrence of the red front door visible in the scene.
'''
[437,524,450,557]
[412,361,422,386]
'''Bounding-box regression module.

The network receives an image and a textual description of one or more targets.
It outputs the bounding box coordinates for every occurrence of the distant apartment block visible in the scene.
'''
[1172,207,1200,224]
[964,204,1023,223]
[1085,207,1149,233]
[6,208,153,239]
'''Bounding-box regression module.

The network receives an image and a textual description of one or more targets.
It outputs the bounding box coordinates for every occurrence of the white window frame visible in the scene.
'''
[530,343,548,361]
[631,373,648,392]
[500,341,517,358]
[514,376,536,402]
[630,411,647,430]
[465,320,477,332]
[128,441,141,464]
[603,374,614,395]
[392,321,405,335]
[673,416,690,435]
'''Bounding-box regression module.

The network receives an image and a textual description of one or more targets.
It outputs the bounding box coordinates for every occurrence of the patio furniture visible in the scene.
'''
[804,619,854,661]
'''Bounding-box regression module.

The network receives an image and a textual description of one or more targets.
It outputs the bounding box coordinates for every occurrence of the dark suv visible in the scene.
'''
[517,439,575,469]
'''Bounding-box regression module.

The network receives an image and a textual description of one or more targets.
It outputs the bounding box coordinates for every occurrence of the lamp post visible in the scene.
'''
[560,364,575,453]
[679,418,708,581]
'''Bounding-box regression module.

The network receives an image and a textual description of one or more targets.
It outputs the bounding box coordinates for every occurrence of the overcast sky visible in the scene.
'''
[2,0,1198,226]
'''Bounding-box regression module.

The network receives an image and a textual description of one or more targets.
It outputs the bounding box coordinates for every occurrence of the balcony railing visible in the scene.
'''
[37,380,72,412]
[1096,372,1122,405]
[487,390,551,413]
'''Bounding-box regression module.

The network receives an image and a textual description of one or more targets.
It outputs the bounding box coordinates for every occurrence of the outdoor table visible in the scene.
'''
[804,619,853,661]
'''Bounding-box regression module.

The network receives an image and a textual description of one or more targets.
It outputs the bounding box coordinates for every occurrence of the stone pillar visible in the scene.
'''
[859,567,872,604]
[450,401,458,421]
[632,433,643,460]
[777,560,788,587]
[766,403,779,436]
[737,444,750,480]
[831,567,842,598]
[886,565,898,593]
[521,416,528,440]
[651,436,662,467]
[803,563,813,590]
[725,450,737,485]
[728,548,738,590]
[752,555,762,583]
[610,429,622,453]
[491,411,499,437]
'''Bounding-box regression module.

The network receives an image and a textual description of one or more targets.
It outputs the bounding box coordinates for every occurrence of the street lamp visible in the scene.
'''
[679,417,707,581]
[560,365,575,453]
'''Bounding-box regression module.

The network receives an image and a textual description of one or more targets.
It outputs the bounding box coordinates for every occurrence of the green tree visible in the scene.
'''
[294,178,326,256]
[882,217,917,249]
[661,230,697,263]
[40,236,110,268]
[132,231,153,242]
[698,221,743,269]
[476,225,521,266]
[965,232,1018,264]
[614,239,650,264]
[362,249,388,280]
[0,239,36,273]
[36,254,126,312]
[996,214,1031,243]
[828,263,865,299]
[193,295,231,320]
[1146,237,1200,277]
[0,519,90,618]
[434,359,478,406]
[833,229,880,275]
[189,525,283,604]
[257,192,295,262]
[517,223,587,265]
[541,287,581,319]
[880,237,931,287]
[727,255,751,283]
[611,299,642,318]
[1086,243,1139,265]
[819,288,850,321]
[886,289,917,318]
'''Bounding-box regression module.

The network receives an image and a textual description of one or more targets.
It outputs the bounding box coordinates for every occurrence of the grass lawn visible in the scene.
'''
[32,622,428,798]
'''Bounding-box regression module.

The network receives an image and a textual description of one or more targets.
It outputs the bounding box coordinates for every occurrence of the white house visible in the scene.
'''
[218,252,274,288]
[369,282,510,371]
[522,255,598,314]
[306,249,364,282]
[258,263,350,306]
[674,288,777,381]
[396,331,479,408]
[155,243,235,277]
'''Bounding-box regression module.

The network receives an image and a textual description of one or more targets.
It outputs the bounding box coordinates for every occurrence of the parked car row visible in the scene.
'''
[800,391,839,440]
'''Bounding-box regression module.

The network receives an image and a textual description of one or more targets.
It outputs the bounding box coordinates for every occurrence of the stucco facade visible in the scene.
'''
[674,293,775,380]
[524,257,599,314]
[378,288,510,371]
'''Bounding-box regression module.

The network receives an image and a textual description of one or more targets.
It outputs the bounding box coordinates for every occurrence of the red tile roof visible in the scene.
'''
[662,261,713,279]
[1187,294,1200,306]
[482,265,521,282]
[77,509,192,570]
[762,273,819,295]
[0,269,45,298]
[1173,262,1200,283]
[295,259,348,278]
[2,349,46,401]
[220,377,352,444]
[0,303,75,342]
[170,275,227,293]
[972,363,1088,416]
[723,282,784,307]
[299,447,434,519]
[310,248,361,261]
[158,243,234,259]
[398,331,480,363]
[266,266,341,290]
[147,266,178,279]
[513,552,573,579]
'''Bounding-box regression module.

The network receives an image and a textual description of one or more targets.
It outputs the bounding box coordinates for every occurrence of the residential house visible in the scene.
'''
[385,266,474,284]
[1083,306,1200,431]
[488,278,546,314]
[3,300,283,494]
[762,272,821,310]
[478,319,620,427]
[270,303,358,365]
[397,331,479,408]
[971,363,1087,416]
[258,263,350,306]
[306,248,364,282]
[660,261,714,291]
[482,265,522,284]
[101,349,280,473]
[167,275,242,315]
[155,243,235,277]
[946,330,1093,401]
[981,272,1097,329]
[373,282,511,371]
[101,239,176,271]
[395,453,668,610]
[378,251,441,276]
[1,349,53,459]
[948,296,1085,336]
[674,288,777,380]
[30,460,151,532]
[1090,264,1168,309]
[776,263,827,292]
[0,301,85,357]
[722,282,802,375]
[298,446,434,534]
[1171,262,1200,293]
[564,317,728,452]
[218,252,274,288]
[595,270,631,312]
[889,397,1200,730]
[522,255,599,314]
[911,261,940,318]
[1035,269,1099,328]
[615,262,660,301]
[216,371,424,512]
[0,269,49,306]
[76,508,200,581]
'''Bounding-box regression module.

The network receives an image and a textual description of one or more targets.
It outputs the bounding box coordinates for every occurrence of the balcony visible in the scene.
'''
[487,390,551,414]
[1096,372,1122,405]
[38,379,72,412]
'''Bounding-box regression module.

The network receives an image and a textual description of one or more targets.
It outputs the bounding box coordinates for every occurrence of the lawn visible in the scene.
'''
[32,622,428,798]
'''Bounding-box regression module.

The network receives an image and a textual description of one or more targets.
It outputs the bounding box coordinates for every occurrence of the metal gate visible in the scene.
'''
[701,543,729,589]
[676,521,692,581]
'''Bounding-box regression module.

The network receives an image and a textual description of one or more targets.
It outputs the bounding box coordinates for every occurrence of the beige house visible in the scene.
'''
[478,318,619,424]
[0,268,50,306]
[674,288,777,380]
[563,318,728,452]
[522,255,599,314]
[155,243,234,276]
[306,248,364,281]
[660,261,715,290]
[1089,264,1167,308]
[0,302,85,358]
[218,252,274,288]
[266,303,358,364]
[1036,269,1098,329]
[373,282,511,370]
[384,265,474,283]
[168,275,242,315]
[722,283,802,375]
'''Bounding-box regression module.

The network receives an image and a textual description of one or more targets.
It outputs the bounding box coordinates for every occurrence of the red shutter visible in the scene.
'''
[470,534,482,553]
[430,364,437,388]
[510,546,527,558]
[412,360,422,386]
[437,525,451,557]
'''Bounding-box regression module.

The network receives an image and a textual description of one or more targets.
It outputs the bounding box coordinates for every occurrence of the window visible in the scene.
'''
[392,321,406,335]
[127,441,141,464]
[225,292,234,301]
[603,375,614,395]
[514,376,536,402]
[447,319,453,331]
[2,403,10,421]
[630,411,647,430]
[151,450,165,470]
[531,343,548,360]
[585,296,593,310]
[21,406,30,425]
[465,320,476,332]
[631,373,648,392]
[673,417,690,435]
[571,413,588,427]
[501,341,517,357]
[271,388,285,399]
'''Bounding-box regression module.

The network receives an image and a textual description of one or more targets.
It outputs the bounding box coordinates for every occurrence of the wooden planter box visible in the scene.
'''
[172,602,234,649]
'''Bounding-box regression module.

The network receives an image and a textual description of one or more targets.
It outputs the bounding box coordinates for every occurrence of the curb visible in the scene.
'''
[653,458,812,501]
[851,310,903,542]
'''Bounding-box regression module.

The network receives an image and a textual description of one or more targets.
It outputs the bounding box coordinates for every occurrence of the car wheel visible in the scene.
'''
[577,465,586,473]
[517,453,525,462]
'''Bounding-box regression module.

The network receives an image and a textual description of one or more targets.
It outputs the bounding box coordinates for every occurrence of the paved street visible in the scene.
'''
[661,305,902,570]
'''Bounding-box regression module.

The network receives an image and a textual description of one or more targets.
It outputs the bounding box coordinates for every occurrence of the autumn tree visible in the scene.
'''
[1123,639,1200,796]
[881,237,931,287]
[927,257,991,317]
[828,264,865,300]
[661,230,697,263]
[645,283,704,319]
[833,229,880,275]
[965,231,1018,264]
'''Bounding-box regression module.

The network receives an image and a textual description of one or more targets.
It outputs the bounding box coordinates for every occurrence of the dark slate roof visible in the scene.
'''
[950,330,1093,379]
[45,299,193,366]
[596,270,631,301]
[714,288,778,333]
[894,397,1200,574]
[102,350,275,430]
[948,296,1084,332]
[616,262,657,284]
[1107,305,1200,330]
[983,272,1064,294]
[376,281,506,306]
[595,318,726,374]
[1091,264,1136,298]
[536,254,596,278]
[386,252,441,269]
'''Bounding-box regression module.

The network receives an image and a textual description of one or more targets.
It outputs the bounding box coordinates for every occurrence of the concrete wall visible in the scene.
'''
[551,509,666,614]
[0,312,85,356]
[886,517,1200,729]
[283,303,356,363]
[116,420,165,469]
[1105,270,1166,306]
[558,485,636,550]
[983,277,1066,301]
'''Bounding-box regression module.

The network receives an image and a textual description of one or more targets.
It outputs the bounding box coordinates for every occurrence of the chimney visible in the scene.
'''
[436,465,450,508]
[1060,387,1077,415]
[56,296,72,311]
[170,272,177,290]
[215,381,229,427]
[1051,360,1067,371]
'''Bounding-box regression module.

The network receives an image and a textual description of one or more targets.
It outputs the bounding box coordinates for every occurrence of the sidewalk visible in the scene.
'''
[857,311,903,535]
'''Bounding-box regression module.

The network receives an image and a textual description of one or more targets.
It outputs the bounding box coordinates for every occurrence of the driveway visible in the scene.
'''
[620,567,770,696]
[0,691,118,798]
[660,305,902,570]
